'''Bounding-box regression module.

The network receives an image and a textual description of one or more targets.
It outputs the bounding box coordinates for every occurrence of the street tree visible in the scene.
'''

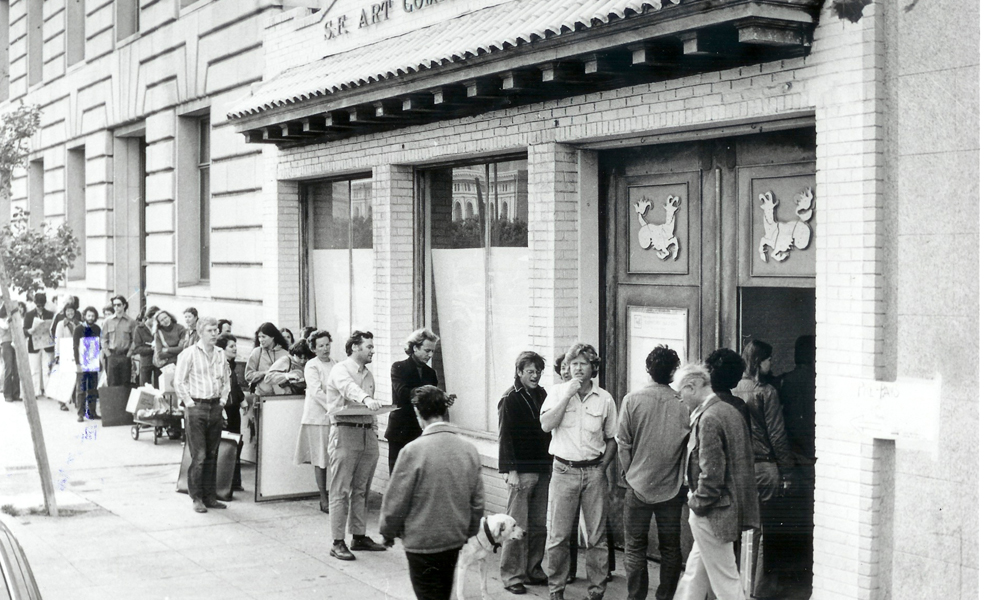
[0,103,80,517]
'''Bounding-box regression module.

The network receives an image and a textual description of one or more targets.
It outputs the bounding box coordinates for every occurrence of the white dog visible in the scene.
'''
[455,513,525,600]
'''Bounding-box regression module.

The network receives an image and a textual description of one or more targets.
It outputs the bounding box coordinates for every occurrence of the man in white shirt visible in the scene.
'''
[540,342,618,600]
[325,330,388,561]
[175,317,230,514]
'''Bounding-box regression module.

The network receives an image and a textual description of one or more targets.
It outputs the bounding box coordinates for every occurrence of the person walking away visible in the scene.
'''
[217,332,247,493]
[671,364,760,600]
[175,317,230,513]
[0,302,25,402]
[325,330,388,560]
[131,306,160,387]
[540,342,618,600]
[294,330,336,513]
[73,307,102,421]
[386,328,439,473]
[617,345,689,600]
[244,323,289,393]
[23,292,55,396]
[380,386,484,600]
[102,295,135,387]
[498,350,551,595]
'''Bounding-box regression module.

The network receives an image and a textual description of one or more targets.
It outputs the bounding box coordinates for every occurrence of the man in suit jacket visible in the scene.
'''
[672,363,759,600]
[385,328,440,474]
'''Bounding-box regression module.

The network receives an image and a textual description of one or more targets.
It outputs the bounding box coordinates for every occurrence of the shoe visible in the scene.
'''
[87,413,101,420]
[504,583,526,595]
[587,593,604,600]
[319,503,329,514]
[232,485,244,492]
[330,540,355,561]
[605,572,613,582]
[566,573,577,584]
[350,535,387,551]
[193,500,207,513]
[525,577,549,586]
[204,500,227,509]
[59,403,69,411]
[77,416,84,422]
[550,592,565,600]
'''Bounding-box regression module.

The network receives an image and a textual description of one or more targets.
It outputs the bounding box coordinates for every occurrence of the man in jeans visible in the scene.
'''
[617,345,689,600]
[101,295,134,386]
[498,351,551,595]
[540,342,618,600]
[325,330,388,560]
[175,317,230,513]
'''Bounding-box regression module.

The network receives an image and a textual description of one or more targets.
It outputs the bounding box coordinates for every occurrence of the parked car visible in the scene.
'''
[0,518,42,600]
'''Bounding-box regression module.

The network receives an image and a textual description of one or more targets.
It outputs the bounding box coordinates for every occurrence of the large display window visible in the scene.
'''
[421,158,530,434]
[304,176,374,362]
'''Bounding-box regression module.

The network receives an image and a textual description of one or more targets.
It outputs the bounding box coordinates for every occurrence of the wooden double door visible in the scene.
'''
[600,129,817,403]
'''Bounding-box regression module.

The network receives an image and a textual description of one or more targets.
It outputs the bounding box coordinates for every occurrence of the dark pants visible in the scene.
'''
[185,402,224,503]
[138,364,159,388]
[105,354,132,387]
[387,437,416,474]
[75,371,98,418]
[624,491,684,600]
[224,402,243,488]
[406,548,461,600]
[2,342,20,401]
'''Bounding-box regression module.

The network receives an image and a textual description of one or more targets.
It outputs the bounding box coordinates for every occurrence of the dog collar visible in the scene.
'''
[483,517,501,553]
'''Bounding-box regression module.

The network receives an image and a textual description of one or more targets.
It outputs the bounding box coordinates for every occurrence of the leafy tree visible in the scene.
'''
[2,207,80,296]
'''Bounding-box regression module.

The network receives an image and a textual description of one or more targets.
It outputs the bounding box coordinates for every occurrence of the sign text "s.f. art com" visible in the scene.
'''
[324,0,454,40]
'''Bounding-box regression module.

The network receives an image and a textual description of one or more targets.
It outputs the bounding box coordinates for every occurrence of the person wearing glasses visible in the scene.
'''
[101,295,135,387]
[497,351,551,595]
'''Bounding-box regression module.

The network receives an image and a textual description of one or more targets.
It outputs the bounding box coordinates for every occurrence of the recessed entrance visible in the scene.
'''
[600,128,816,598]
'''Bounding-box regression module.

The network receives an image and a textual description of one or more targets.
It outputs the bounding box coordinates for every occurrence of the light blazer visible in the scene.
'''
[385,356,438,444]
[686,397,760,543]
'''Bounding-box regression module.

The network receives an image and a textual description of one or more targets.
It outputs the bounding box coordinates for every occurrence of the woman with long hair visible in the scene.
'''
[131,306,161,387]
[52,301,82,410]
[217,332,246,493]
[732,339,795,599]
[244,322,290,393]
[153,310,186,370]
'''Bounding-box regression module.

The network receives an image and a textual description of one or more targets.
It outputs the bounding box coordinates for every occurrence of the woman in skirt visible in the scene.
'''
[294,330,336,513]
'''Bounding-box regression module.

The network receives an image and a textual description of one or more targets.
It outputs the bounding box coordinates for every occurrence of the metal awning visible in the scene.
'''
[229,0,823,145]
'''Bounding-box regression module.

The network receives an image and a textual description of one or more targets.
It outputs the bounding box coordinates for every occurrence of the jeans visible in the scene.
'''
[406,548,461,600]
[105,354,132,387]
[224,401,243,488]
[75,371,99,418]
[138,364,159,388]
[327,425,378,540]
[624,491,685,600]
[500,471,551,586]
[2,342,20,401]
[546,460,609,596]
[753,461,782,597]
[185,402,225,503]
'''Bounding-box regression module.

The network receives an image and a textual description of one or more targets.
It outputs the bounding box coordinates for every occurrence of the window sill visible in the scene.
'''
[175,281,212,299]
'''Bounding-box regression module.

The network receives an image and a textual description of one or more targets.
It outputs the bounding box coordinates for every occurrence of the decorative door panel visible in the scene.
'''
[738,163,816,285]
[619,171,701,286]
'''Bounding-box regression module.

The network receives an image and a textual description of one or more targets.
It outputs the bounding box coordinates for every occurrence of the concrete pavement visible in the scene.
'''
[1,397,654,600]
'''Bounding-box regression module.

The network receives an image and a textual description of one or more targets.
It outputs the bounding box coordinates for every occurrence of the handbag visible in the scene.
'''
[152,330,169,369]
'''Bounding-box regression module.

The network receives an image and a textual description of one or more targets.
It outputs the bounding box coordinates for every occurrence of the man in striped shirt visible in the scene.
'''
[175,316,230,514]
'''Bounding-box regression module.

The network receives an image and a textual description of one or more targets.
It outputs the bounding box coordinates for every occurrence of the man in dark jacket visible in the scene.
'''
[385,328,439,474]
[672,363,759,600]
[498,351,551,595]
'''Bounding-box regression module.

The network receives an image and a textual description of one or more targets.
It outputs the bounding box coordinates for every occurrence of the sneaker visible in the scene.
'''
[193,500,207,513]
[204,500,227,509]
[330,540,355,561]
[550,592,565,600]
[59,403,69,411]
[350,535,387,551]
[504,583,526,595]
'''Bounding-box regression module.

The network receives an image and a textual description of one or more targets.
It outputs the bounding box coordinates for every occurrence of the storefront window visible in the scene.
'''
[423,158,529,434]
[307,176,374,362]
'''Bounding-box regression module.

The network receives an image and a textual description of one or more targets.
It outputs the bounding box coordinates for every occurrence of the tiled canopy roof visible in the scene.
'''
[227,0,678,119]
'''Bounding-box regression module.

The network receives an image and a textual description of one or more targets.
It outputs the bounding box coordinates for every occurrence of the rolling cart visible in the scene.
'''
[130,392,184,445]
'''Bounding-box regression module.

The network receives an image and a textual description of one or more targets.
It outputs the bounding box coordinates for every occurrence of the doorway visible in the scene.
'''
[600,128,817,598]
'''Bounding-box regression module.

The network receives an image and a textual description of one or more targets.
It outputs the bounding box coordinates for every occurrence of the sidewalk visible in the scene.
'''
[1,398,645,600]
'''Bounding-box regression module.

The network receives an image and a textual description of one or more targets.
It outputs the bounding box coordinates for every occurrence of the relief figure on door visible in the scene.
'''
[758,187,814,263]
[634,194,681,261]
